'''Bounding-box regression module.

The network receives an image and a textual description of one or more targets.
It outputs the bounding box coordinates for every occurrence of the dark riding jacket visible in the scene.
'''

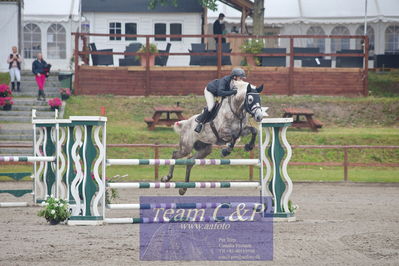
[206,75,236,97]
[32,59,48,75]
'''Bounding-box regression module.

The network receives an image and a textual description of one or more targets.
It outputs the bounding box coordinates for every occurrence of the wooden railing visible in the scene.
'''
[2,143,397,182]
[72,33,369,96]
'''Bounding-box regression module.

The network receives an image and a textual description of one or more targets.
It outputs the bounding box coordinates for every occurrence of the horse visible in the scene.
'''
[161,79,264,195]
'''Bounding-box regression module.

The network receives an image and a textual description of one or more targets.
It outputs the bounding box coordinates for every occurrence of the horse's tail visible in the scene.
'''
[173,120,187,134]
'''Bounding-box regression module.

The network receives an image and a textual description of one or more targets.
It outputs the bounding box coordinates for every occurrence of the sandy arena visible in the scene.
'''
[0,182,398,265]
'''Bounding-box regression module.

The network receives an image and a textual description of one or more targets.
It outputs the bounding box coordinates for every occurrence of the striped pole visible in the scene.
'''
[0,156,56,163]
[104,216,266,224]
[106,159,259,166]
[107,182,260,189]
[106,202,265,210]
[0,202,30,207]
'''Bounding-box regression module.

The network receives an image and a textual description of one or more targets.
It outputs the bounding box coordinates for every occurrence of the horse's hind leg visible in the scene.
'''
[179,144,212,195]
[161,149,190,182]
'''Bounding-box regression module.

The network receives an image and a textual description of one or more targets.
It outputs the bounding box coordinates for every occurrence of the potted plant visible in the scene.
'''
[38,197,70,225]
[240,39,264,66]
[136,44,158,67]
[48,97,62,111]
[0,84,14,111]
[59,88,71,100]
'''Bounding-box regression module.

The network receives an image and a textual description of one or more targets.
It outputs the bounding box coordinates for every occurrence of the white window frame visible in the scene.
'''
[23,23,42,59]
[385,25,399,53]
[152,21,184,42]
[47,23,66,59]
[331,26,350,53]
[109,22,122,41]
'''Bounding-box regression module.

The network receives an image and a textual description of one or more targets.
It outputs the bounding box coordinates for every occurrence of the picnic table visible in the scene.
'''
[144,106,185,130]
[282,108,323,131]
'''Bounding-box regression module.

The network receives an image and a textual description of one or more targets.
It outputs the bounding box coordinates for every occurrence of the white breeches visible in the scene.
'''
[204,87,215,111]
[9,68,21,82]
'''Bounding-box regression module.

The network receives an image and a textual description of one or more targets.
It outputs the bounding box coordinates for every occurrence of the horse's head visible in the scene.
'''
[232,80,264,122]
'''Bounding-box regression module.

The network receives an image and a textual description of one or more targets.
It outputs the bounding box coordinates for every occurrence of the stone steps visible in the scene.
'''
[1,73,66,155]
[12,91,61,97]
[0,110,55,117]
[8,105,51,111]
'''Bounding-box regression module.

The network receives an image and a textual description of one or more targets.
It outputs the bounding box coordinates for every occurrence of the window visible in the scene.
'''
[23,23,41,59]
[109,22,121,40]
[355,26,375,50]
[385,25,399,53]
[170,23,182,41]
[47,24,66,59]
[331,26,350,53]
[306,26,326,53]
[154,23,166,41]
[125,23,137,41]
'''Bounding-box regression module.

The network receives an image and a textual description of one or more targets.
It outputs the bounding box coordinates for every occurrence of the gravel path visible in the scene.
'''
[0,182,398,265]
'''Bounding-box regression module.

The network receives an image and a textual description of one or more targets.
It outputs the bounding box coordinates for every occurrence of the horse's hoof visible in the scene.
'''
[221,149,231,157]
[161,175,171,182]
[245,144,254,151]
[179,188,187,195]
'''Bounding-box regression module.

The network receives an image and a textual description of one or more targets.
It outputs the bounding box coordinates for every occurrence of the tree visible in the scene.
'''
[252,0,264,36]
[149,0,265,35]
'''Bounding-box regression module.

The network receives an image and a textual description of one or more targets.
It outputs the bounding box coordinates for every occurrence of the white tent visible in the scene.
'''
[208,0,399,55]
[209,0,399,24]
[24,0,80,22]
[22,0,82,71]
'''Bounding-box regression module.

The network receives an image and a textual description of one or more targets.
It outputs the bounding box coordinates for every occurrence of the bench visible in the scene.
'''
[283,108,323,131]
[144,106,186,130]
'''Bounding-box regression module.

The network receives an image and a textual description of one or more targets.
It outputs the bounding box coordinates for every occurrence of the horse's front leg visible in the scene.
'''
[221,138,237,157]
[241,126,257,151]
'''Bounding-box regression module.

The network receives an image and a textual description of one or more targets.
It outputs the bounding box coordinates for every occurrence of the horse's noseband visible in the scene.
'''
[245,92,261,117]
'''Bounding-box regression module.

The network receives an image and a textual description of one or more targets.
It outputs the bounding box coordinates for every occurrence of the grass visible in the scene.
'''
[0,72,10,85]
[1,84,398,183]
[1,164,397,183]
[368,70,399,97]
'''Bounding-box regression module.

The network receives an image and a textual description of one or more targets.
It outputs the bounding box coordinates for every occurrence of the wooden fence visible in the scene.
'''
[72,33,369,96]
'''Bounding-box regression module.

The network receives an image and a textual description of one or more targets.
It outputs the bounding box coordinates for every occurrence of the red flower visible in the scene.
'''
[48,97,62,107]
[0,84,12,97]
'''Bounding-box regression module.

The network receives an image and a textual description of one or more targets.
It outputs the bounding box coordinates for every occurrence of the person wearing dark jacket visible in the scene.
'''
[32,53,48,101]
[213,13,226,44]
[194,68,246,133]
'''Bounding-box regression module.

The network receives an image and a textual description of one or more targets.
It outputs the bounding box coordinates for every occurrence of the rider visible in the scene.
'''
[194,68,246,133]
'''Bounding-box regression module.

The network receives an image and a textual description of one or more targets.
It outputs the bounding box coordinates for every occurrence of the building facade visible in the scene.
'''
[82,0,204,66]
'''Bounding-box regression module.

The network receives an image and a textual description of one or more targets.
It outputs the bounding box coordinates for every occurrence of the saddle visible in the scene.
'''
[195,98,223,124]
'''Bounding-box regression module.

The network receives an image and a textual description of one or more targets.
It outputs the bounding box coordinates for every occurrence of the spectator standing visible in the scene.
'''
[7,46,22,92]
[213,13,226,44]
[32,53,48,101]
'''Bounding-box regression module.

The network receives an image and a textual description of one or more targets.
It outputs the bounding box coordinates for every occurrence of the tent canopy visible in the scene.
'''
[208,0,399,24]
[24,0,80,22]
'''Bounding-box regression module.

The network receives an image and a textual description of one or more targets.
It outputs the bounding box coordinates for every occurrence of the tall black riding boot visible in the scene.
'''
[11,82,15,91]
[16,82,21,92]
[37,91,41,101]
[41,91,46,101]
[194,108,211,133]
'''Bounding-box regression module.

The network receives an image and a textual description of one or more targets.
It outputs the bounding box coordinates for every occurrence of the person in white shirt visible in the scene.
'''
[7,46,23,92]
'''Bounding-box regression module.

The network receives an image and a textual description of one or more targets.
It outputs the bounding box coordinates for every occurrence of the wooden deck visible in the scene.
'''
[76,65,365,96]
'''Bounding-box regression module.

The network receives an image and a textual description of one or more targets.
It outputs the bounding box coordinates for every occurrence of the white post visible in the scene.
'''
[364,0,368,35]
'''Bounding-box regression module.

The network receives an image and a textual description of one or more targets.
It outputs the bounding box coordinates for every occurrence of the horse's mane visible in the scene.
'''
[232,80,249,100]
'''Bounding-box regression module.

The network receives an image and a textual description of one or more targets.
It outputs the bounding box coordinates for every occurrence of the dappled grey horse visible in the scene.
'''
[161,80,264,195]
